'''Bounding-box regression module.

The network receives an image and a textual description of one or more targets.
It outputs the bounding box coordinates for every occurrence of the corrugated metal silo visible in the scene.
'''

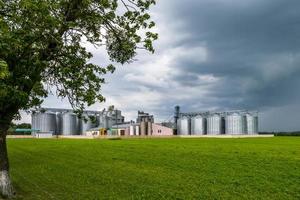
[79,114,97,135]
[140,121,147,136]
[178,117,190,135]
[246,114,259,134]
[98,115,109,128]
[34,112,56,134]
[62,112,77,135]
[31,112,39,135]
[207,113,222,135]
[135,126,140,136]
[97,114,104,127]
[56,113,62,135]
[147,122,152,135]
[191,115,206,135]
[130,125,135,136]
[225,113,246,135]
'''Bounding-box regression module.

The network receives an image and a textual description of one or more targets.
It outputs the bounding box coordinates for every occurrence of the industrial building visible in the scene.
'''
[31,107,125,136]
[31,106,258,138]
[175,106,259,135]
[32,108,173,137]
[85,111,173,137]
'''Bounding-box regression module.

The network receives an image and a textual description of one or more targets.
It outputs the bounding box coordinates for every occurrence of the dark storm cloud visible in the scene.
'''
[159,0,300,113]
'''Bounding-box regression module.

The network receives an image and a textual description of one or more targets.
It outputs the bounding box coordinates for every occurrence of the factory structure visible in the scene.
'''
[31,106,259,137]
[31,108,173,137]
[175,106,259,135]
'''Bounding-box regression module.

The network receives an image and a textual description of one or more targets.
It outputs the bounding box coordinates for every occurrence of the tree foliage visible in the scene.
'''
[0,0,157,120]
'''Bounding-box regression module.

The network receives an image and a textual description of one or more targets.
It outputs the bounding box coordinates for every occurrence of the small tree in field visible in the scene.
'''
[0,0,157,197]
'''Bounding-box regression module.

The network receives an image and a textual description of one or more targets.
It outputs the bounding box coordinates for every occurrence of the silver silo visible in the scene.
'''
[225,112,246,135]
[62,112,77,135]
[207,113,222,135]
[246,113,259,134]
[97,113,106,128]
[31,112,39,135]
[79,114,97,135]
[191,115,206,135]
[56,113,62,135]
[33,112,56,134]
[178,116,190,135]
[135,125,140,136]
[130,125,135,136]
[140,121,147,136]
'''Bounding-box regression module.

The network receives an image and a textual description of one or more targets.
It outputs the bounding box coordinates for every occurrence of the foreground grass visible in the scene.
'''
[7,137,300,200]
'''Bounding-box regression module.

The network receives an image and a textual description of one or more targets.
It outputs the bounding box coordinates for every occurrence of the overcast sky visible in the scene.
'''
[20,0,300,132]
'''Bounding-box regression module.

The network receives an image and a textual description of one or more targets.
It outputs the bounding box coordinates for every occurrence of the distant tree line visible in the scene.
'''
[260,132,300,136]
[7,123,31,135]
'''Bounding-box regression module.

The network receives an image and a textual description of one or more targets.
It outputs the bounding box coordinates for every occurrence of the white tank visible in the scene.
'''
[31,112,39,135]
[246,114,258,134]
[135,126,140,136]
[191,115,205,135]
[62,112,77,135]
[130,125,135,136]
[207,114,222,135]
[56,113,62,135]
[32,112,56,134]
[225,113,246,135]
[178,117,190,135]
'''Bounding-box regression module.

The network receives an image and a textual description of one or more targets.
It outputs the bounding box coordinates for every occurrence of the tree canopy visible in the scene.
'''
[0,0,157,121]
[0,1,157,197]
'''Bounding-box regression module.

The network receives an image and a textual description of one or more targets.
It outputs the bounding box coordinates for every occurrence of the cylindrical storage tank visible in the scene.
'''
[97,115,105,127]
[178,117,190,135]
[31,112,39,135]
[207,114,222,135]
[33,112,56,134]
[103,116,109,128]
[140,121,147,136]
[147,122,152,135]
[225,113,245,135]
[191,115,205,135]
[62,112,77,135]
[130,125,135,136]
[79,114,97,135]
[135,126,140,136]
[246,114,259,134]
[56,113,63,135]
[106,117,114,129]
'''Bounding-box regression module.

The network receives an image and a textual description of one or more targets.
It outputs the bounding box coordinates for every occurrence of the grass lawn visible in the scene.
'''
[7,137,300,200]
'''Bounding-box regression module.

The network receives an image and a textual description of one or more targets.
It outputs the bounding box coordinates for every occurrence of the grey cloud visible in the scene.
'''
[19,0,300,131]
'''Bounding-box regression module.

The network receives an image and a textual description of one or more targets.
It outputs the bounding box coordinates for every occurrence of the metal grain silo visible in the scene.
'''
[130,125,135,136]
[207,113,222,135]
[33,112,56,134]
[56,113,62,135]
[246,113,259,134]
[79,114,97,135]
[225,113,246,135]
[178,117,190,135]
[140,121,147,136]
[31,112,39,135]
[97,114,104,127]
[191,115,206,135]
[135,126,140,136]
[62,112,77,135]
[147,122,152,135]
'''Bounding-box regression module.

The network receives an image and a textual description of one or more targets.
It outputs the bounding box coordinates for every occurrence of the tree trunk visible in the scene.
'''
[0,125,14,198]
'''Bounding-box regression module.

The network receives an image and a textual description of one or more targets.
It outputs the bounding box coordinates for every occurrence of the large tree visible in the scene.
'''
[0,0,157,197]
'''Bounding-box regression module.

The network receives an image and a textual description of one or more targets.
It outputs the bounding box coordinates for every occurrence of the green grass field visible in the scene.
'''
[7,137,300,200]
